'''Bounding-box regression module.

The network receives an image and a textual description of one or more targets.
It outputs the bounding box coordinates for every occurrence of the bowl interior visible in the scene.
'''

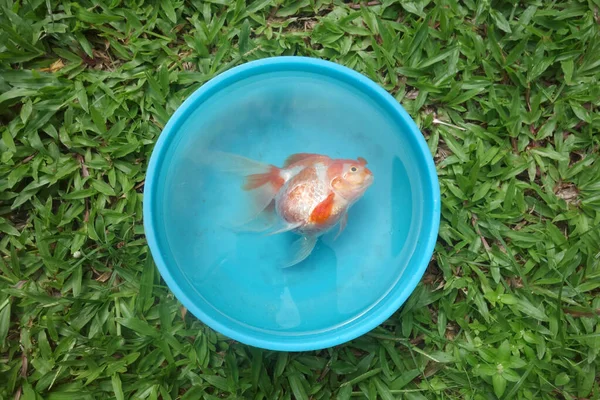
[145,58,440,351]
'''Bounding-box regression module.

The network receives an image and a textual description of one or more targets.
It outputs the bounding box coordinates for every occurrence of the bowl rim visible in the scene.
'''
[143,56,441,351]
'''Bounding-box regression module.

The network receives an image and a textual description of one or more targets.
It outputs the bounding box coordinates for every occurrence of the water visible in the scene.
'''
[154,70,427,336]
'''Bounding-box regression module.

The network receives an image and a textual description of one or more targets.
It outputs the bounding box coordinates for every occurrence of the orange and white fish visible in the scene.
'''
[210,152,374,267]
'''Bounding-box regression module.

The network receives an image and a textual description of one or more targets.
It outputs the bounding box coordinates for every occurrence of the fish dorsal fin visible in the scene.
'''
[284,153,322,167]
[309,192,336,224]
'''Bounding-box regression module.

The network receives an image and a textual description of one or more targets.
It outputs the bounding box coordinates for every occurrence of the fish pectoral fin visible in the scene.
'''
[334,212,348,240]
[280,236,318,268]
[309,193,336,224]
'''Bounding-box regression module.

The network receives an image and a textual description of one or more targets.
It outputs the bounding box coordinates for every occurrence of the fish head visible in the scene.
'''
[331,157,374,202]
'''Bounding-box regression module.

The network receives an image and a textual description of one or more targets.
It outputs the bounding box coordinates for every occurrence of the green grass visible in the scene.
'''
[1,0,599,399]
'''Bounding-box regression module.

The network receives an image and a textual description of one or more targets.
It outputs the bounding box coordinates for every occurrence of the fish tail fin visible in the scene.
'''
[223,202,277,234]
[243,166,284,191]
[202,150,284,191]
[239,166,284,224]
[204,151,284,225]
[203,151,272,176]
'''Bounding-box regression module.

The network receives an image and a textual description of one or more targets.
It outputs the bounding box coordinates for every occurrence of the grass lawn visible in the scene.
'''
[1,0,600,399]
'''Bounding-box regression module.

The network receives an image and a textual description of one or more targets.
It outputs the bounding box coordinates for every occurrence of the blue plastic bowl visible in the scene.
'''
[143,56,440,351]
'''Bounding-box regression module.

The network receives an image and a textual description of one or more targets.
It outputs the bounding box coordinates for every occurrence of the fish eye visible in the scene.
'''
[350,167,358,172]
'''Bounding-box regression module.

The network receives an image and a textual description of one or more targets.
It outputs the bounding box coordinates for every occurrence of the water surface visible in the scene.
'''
[155,70,425,335]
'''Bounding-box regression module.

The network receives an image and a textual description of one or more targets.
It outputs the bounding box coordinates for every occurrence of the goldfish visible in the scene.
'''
[209,152,374,268]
